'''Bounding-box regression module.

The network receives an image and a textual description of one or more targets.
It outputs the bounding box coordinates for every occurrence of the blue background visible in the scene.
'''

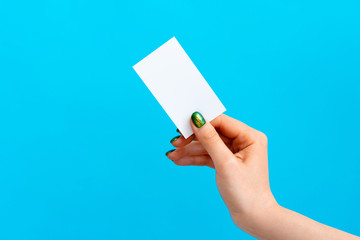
[1,0,359,239]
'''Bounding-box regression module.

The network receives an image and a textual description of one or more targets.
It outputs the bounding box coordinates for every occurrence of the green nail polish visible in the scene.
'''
[165,149,175,156]
[191,111,206,128]
[176,128,180,133]
[170,135,181,143]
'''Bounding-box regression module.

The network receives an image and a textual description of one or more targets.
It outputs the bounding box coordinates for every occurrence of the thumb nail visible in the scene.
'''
[191,112,206,128]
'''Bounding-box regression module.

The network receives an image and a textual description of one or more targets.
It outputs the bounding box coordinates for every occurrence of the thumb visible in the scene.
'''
[190,112,233,167]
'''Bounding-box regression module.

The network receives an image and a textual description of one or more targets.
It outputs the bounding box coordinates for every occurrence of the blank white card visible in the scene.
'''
[133,37,226,138]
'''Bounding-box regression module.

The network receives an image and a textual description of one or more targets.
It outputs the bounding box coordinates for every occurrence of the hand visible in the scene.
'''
[166,112,360,240]
[166,112,278,231]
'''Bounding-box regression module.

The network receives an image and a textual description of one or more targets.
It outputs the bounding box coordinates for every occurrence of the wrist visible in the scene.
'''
[230,195,281,238]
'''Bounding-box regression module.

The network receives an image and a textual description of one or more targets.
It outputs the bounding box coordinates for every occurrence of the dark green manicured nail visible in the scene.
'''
[165,149,176,156]
[176,128,180,133]
[191,111,206,128]
[170,135,181,143]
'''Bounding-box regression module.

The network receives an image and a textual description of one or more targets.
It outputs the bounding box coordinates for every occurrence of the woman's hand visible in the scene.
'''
[166,112,277,232]
[166,112,360,240]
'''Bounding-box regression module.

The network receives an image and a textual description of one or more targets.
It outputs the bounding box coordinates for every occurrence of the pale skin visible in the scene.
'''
[166,114,359,240]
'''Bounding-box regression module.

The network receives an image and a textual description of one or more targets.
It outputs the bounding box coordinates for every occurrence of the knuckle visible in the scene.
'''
[201,127,219,144]
[256,131,268,144]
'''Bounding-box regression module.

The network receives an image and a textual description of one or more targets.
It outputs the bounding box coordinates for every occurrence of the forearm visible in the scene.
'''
[234,204,359,240]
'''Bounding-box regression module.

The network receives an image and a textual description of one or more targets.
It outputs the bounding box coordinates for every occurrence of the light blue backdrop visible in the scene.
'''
[0,0,359,239]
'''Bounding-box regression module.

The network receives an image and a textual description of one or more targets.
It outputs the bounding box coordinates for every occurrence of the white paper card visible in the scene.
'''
[133,37,226,138]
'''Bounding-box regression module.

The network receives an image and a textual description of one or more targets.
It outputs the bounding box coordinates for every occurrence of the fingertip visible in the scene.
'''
[170,135,181,144]
[189,112,234,167]
[170,134,194,147]
[191,111,206,128]
[165,149,176,158]
[189,111,211,137]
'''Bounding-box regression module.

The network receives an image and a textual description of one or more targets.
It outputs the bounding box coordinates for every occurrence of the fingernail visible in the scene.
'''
[165,149,176,156]
[170,135,181,143]
[191,111,206,128]
[176,128,180,133]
